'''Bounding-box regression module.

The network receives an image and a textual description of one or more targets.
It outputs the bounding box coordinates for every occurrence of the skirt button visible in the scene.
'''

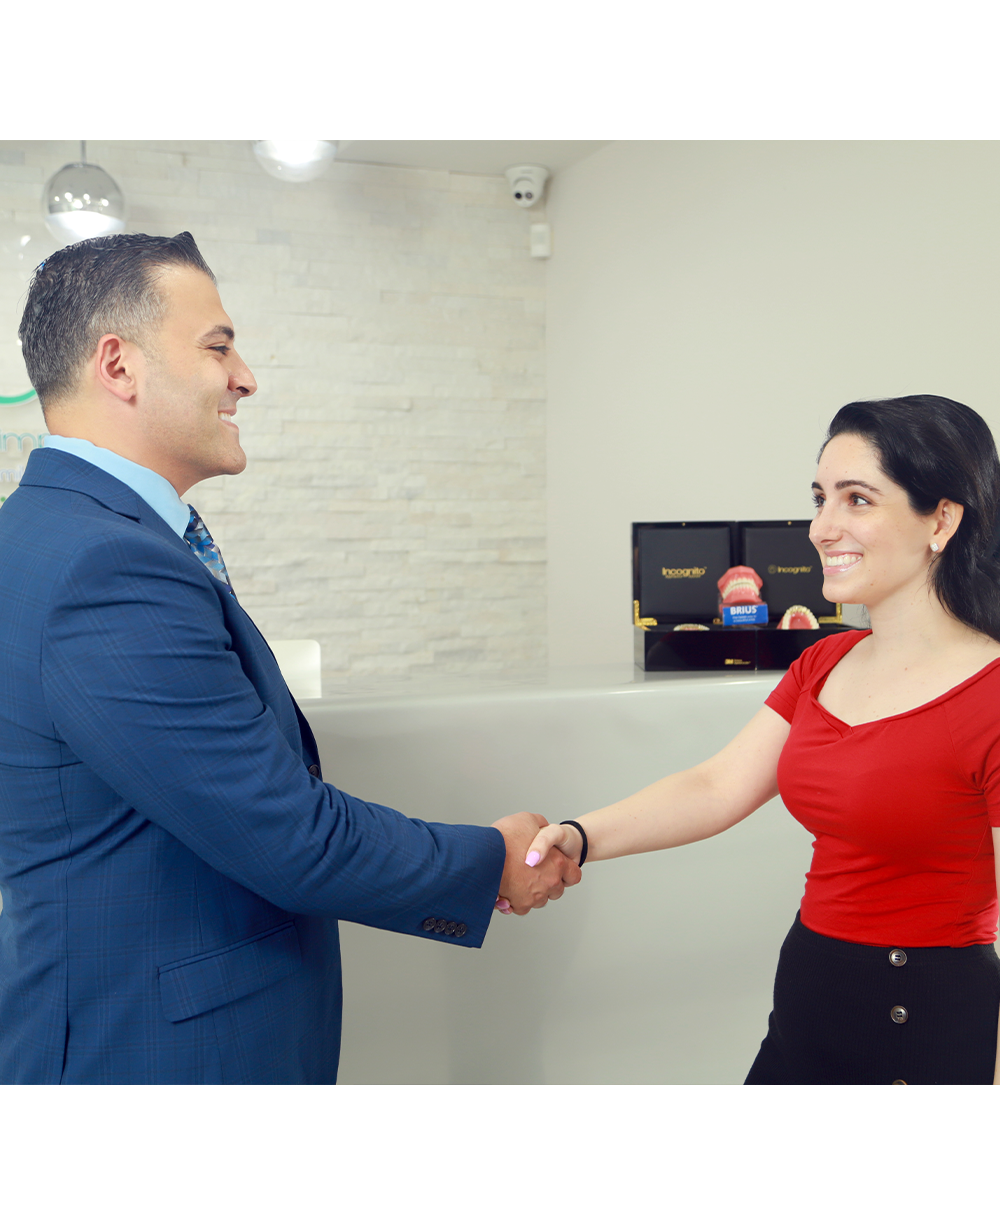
[891,1005,909,1024]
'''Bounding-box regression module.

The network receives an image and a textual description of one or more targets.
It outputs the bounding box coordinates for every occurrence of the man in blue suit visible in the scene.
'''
[0,231,580,1084]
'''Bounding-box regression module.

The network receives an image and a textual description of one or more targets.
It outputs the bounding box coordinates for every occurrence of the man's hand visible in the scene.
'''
[492,811,582,916]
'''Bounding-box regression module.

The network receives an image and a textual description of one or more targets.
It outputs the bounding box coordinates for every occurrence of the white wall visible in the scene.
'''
[545,141,1000,666]
[0,141,548,682]
[10,141,1000,679]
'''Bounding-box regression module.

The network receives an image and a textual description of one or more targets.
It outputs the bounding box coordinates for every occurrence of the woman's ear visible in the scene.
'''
[931,498,964,551]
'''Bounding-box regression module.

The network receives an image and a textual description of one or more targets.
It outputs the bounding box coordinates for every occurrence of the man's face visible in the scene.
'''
[136,265,257,495]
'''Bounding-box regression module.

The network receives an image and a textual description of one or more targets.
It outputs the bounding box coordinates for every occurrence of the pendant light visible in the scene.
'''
[42,142,127,245]
[252,140,337,183]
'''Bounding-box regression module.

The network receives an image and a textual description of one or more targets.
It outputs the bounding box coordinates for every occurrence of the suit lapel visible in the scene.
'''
[22,445,310,759]
[22,446,198,565]
[21,446,144,520]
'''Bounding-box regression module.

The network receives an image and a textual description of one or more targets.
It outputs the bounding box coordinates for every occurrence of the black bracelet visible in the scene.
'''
[560,820,588,867]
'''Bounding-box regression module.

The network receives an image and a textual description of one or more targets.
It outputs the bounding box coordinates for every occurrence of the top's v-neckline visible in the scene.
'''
[813,634,1000,732]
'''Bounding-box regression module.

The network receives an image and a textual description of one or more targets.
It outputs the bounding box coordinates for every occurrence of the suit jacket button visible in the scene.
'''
[889,948,907,966]
[891,1006,909,1024]
[444,921,457,935]
[308,764,321,777]
[422,918,437,932]
[434,919,448,933]
[455,923,467,937]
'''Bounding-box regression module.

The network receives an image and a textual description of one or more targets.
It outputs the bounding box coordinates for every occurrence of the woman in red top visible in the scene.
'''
[521,394,1000,1084]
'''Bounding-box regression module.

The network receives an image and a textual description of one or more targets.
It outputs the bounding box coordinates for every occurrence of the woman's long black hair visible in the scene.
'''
[822,394,1000,643]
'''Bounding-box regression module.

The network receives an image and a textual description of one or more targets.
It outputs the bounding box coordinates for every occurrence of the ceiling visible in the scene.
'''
[333,140,609,177]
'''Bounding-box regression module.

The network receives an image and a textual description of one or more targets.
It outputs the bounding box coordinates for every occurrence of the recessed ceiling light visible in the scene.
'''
[253,140,337,183]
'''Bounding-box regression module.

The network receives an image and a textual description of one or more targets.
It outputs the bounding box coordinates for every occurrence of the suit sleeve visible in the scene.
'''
[40,529,506,945]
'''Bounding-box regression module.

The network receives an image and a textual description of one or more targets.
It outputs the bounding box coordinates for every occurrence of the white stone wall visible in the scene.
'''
[0,141,548,682]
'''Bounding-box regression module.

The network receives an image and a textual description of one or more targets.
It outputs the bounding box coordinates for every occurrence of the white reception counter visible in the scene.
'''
[304,665,815,1085]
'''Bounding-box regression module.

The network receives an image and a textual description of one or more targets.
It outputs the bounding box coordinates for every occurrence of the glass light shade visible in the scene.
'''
[42,162,127,245]
[253,140,337,183]
[0,219,57,402]
[0,220,56,283]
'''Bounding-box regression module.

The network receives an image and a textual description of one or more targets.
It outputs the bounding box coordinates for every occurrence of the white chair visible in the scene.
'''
[267,639,322,700]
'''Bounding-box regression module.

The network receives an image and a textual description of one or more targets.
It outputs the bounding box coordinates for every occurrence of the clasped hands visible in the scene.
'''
[492,811,586,916]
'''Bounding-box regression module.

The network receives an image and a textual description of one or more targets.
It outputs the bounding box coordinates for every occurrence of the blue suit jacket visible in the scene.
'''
[0,448,506,1083]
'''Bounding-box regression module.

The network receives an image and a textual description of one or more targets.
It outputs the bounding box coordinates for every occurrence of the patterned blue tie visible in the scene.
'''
[184,506,235,595]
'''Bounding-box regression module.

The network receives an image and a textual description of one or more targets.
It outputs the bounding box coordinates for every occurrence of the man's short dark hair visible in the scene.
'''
[18,231,215,412]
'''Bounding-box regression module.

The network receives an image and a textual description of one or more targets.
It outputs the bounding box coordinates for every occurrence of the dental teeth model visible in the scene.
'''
[717,565,764,607]
[778,605,819,630]
[673,623,710,631]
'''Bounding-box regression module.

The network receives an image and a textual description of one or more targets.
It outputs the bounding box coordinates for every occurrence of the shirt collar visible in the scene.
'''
[42,435,191,537]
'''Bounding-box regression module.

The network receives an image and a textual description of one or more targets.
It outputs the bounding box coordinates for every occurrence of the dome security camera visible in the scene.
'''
[504,164,549,208]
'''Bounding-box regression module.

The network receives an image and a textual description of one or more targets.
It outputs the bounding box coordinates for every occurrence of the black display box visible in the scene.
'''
[634,622,851,671]
[739,520,838,622]
[633,521,736,624]
[633,519,850,672]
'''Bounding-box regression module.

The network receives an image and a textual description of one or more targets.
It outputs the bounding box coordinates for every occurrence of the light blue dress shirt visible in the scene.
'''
[43,436,190,538]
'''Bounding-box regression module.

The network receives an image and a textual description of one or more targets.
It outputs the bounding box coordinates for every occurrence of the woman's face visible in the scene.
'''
[808,432,958,610]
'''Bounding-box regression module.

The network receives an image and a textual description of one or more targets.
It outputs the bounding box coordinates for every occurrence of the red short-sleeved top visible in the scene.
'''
[766,630,1000,947]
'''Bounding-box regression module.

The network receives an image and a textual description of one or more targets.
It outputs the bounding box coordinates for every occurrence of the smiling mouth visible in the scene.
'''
[218,411,238,428]
[823,552,862,574]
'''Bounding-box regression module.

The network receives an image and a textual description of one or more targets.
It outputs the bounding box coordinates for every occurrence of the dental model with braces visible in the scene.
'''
[717,566,765,606]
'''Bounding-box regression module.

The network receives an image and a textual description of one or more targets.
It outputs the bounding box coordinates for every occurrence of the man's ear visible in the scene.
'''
[93,333,142,405]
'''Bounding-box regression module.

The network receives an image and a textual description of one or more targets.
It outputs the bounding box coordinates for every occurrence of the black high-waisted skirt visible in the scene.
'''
[745,913,1000,1084]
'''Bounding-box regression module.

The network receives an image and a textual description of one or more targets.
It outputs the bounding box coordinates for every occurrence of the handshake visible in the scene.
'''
[492,811,587,916]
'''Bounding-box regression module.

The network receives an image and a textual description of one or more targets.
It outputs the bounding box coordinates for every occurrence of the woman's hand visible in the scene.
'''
[495,822,585,913]
[524,821,584,870]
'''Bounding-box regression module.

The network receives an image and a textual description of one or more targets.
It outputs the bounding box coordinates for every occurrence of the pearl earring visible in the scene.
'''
[930,543,940,553]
